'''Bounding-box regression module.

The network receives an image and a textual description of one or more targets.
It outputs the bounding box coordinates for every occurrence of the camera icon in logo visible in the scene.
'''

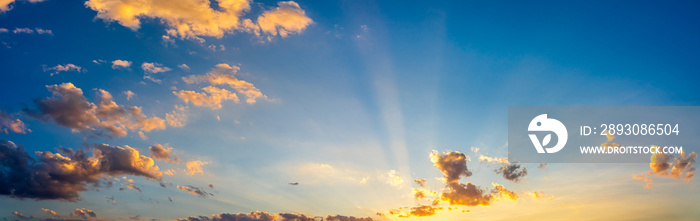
[528,114,568,153]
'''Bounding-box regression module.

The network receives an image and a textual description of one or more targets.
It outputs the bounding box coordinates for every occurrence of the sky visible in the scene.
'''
[1,0,699,220]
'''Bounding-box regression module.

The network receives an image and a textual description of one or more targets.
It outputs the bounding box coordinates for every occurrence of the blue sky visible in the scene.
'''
[1,0,699,220]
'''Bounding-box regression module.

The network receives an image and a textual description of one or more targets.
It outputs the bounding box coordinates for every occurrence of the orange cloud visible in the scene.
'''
[0,111,29,134]
[181,64,266,104]
[41,208,59,217]
[0,0,45,12]
[186,160,209,175]
[478,154,510,164]
[85,0,312,42]
[174,86,240,109]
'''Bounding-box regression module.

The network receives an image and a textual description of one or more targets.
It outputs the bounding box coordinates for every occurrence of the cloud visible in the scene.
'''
[387,205,445,218]
[41,208,59,217]
[141,62,172,83]
[253,1,313,39]
[0,110,29,134]
[149,144,180,163]
[524,191,554,200]
[537,162,547,169]
[166,105,187,127]
[412,188,437,201]
[44,64,85,76]
[70,208,97,219]
[85,0,312,42]
[123,90,136,100]
[478,154,509,164]
[174,86,239,110]
[185,160,208,175]
[496,163,528,182]
[0,0,45,12]
[177,185,213,197]
[324,215,373,221]
[384,170,403,188]
[430,150,472,183]
[642,150,696,185]
[491,183,518,200]
[178,212,371,221]
[0,140,163,201]
[27,83,167,138]
[112,60,132,69]
[178,64,190,71]
[12,211,31,219]
[180,63,267,105]
[414,178,427,188]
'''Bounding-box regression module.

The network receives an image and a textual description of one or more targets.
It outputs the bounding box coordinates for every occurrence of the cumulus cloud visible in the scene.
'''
[478,155,509,164]
[0,0,45,12]
[44,64,86,76]
[178,64,190,71]
[70,208,97,219]
[26,83,167,138]
[384,170,404,188]
[166,105,187,127]
[85,0,312,42]
[430,150,472,183]
[185,160,208,175]
[123,90,136,100]
[41,208,59,217]
[0,110,29,134]
[180,63,267,105]
[387,205,445,218]
[414,178,427,188]
[112,60,132,69]
[253,1,313,39]
[149,144,180,163]
[174,86,239,109]
[0,140,163,201]
[496,163,528,182]
[141,62,172,83]
[491,183,518,200]
[177,185,213,197]
[524,191,554,200]
[639,150,696,187]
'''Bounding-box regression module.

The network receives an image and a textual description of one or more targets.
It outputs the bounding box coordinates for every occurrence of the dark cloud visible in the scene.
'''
[177,212,372,221]
[279,213,317,221]
[26,83,166,138]
[496,163,528,182]
[149,144,179,163]
[324,215,373,221]
[288,182,298,186]
[430,151,472,183]
[0,140,162,201]
[177,185,213,198]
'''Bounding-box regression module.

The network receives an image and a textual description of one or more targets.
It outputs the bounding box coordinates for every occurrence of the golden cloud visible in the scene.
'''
[85,0,312,42]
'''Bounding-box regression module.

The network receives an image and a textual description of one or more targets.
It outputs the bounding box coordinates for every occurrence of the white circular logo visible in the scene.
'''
[528,114,568,153]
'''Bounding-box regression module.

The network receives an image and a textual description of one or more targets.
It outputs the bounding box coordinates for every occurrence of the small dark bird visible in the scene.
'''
[288,182,299,185]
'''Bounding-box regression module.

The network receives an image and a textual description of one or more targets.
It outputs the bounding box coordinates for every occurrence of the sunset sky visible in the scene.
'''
[1,0,699,220]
